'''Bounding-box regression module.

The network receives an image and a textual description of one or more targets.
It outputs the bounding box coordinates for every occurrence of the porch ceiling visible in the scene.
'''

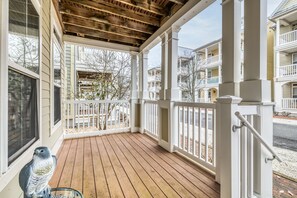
[53,0,188,48]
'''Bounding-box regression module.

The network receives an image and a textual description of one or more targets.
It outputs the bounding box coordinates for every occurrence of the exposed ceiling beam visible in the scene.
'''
[62,16,149,40]
[64,24,142,46]
[96,0,167,16]
[61,0,160,27]
[59,7,156,34]
[63,35,139,52]
[169,0,185,5]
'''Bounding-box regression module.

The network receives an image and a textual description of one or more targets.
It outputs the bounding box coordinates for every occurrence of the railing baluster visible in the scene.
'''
[241,116,248,198]
[247,115,254,198]
[77,103,80,132]
[178,106,180,148]
[187,106,190,152]
[198,107,201,159]
[205,108,208,162]
[212,108,215,166]
[182,106,185,150]
[192,107,195,155]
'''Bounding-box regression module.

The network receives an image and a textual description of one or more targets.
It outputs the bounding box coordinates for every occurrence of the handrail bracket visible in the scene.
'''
[232,121,245,132]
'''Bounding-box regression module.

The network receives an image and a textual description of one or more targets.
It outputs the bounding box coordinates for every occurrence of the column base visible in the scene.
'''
[159,89,166,100]
[165,88,180,101]
[219,82,240,97]
[240,80,271,102]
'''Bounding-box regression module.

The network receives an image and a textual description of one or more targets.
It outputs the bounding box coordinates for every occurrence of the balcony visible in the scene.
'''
[279,30,297,45]
[207,76,220,84]
[148,75,161,82]
[198,55,222,68]
[282,98,297,110]
[277,64,297,79]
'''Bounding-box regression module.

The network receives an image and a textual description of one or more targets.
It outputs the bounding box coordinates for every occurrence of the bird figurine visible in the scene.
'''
[19,147,57,198]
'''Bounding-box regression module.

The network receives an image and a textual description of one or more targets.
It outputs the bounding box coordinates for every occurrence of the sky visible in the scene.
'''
[148,0,283,68]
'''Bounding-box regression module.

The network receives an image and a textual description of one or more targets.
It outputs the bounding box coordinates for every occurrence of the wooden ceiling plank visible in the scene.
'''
[98,0,166,16]
[62,16,148,40]
[168,0,185,5]
[59,7,156,34]
[62,0,160,27]
[64,24,142,46]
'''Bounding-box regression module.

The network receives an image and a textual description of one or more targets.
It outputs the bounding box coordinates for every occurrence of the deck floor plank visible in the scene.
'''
[96,136,124,197]
[58,139,78,187]
[135,133,220,197]
[106,135,153,198]
[110,135,167,198]
[90,136,110,197]
[49,139,72,188]
[83,138,97,198]
[70,138,84,192]
[50,133,220,197]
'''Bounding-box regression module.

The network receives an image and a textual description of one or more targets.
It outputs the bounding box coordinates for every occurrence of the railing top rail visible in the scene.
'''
[64,100,130,104]
[174,101,216,108]
[279,64,297,67]
[143,99,158,104]
[280,29,297,37]
[234,111,282,163]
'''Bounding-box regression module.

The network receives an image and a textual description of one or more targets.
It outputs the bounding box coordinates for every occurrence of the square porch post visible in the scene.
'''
[216,0,242,186]
[130,52,139,132]
[158,26,180,152]
[139,51,149,133]
[241,0,273,197]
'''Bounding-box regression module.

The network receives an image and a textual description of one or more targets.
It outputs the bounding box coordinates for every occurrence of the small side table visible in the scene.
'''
[50,187,83,198]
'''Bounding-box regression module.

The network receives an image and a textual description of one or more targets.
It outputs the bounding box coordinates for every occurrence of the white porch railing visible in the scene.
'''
[143,100,159,139]
[278,64,297,78]
[206,55,221,65]
[234,105,278,197]
[282,98,297,109]
[279,30,297,45]
[174,102,216,172]
[64,100,130,137]
[207,76,220,84]
[196,98,211,103]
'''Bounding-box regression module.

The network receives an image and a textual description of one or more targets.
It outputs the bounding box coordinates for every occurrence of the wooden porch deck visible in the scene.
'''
[49,133,220,198]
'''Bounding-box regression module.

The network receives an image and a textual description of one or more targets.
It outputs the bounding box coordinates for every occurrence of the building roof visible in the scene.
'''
[178,46,194,58]
[270,0,297,20]
[193,38,221,52]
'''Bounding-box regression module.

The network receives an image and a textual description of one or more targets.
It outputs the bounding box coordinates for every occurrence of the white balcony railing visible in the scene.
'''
[198,55,221,67]
[196,98,211,103]
[64,100,130,137]
[207,76,220,84]
[143,100,159,138]
[279,30,297,45]
[282,98,297,109]
[278,64,297,78]
[174,102,216,172]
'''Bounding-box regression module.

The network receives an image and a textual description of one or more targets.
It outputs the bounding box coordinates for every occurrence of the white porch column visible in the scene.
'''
[274,82,283,111]
[0,0,9,173]
[276,19,280,46]
[241,0,273,197]
[165,26,181,101]
[241,0,270,102]
[130,52,139,132]
[218,42,222,61]
[218,65,222,83]
[203,88,209,102]
[205,48,208,61]
[219,0,242,97]
[216,96,242,198]
[160,33,168,100]
[139,51,149,133]
[275,51,280,78]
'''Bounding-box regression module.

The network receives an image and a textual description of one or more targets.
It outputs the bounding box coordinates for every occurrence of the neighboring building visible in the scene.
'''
[148,46,197,101]
[270,0,297,113]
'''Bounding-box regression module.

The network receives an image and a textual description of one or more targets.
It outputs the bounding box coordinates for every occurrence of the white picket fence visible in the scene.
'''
[174,102,216,172]
[64,100,130,138]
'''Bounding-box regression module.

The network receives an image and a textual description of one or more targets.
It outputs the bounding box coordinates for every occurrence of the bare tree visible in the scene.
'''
[78,48,131,129]
[179,56,204,102]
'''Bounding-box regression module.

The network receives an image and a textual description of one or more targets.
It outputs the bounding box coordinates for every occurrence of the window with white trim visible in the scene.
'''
[7,0,40,164]
[293,84,297,98]
[52,30,62,125]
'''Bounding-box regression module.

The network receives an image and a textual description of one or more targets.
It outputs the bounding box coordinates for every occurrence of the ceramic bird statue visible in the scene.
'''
[19,147,57,198]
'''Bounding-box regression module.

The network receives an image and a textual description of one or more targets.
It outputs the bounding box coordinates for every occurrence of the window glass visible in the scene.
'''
[54,86,61,124]
[293,87,297,98]
[53,42,61,85]
[8,0,40,73]
[8,70,39,164]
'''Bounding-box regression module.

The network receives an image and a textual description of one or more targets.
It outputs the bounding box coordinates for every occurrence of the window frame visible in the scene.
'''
[50,2,63,135]
[0,0,42,190]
